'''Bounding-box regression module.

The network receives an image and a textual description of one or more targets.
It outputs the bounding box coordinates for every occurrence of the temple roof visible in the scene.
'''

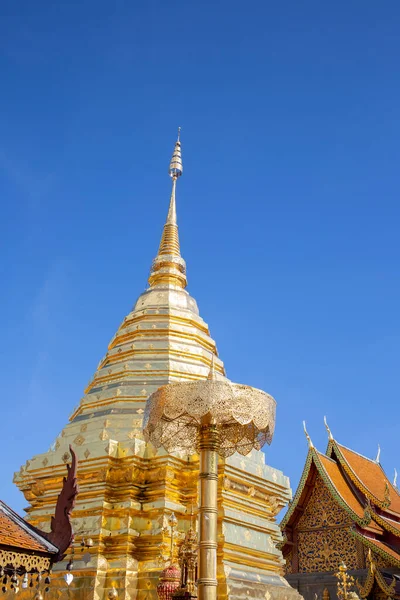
[281,426,400,571]
[281,448,381,534]
[330,442,400,514]
[316,452,382,534]
[0,500,58,554]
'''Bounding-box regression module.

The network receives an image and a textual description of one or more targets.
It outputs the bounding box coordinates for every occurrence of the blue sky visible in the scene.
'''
[1,1,399,513]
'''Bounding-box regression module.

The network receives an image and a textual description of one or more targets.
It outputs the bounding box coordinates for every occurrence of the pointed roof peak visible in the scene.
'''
[148,130,187,289]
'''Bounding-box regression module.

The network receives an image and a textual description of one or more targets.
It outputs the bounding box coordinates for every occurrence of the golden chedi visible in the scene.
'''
[14,132,300,600]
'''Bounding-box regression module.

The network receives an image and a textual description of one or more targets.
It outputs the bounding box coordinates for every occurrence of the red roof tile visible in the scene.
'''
[0,502,57,553]
[317,453,383,534]
[356,534,400,568]
[337,444,400,515]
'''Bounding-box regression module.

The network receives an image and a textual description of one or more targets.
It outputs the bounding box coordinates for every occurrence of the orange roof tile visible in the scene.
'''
[356,534,400,568]
[378,514,400,534]
[337,444,400,515]
[0,502,57,553]
[317,453,383,534]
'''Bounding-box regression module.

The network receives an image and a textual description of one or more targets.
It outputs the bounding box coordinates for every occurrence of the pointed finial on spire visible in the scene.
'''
[375,444,381,463]
[324,416,333,440]
[303,421,314,448]
[169,128,183,180]
[394,469,398,489]
[148,130,187,289]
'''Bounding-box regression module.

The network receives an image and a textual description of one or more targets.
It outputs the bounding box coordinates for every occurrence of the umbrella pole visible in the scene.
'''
[198,418,220,600]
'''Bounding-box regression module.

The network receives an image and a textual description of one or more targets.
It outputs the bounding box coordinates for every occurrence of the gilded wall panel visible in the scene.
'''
[297,527,358,573]
[297,474,352,530]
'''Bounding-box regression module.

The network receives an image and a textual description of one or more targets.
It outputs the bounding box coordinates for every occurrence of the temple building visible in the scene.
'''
[0,449,78,597]
[280,421,400,600]
[13,134,300,600]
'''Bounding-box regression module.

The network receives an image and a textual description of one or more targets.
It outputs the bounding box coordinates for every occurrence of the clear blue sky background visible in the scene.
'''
[1,1,399,514]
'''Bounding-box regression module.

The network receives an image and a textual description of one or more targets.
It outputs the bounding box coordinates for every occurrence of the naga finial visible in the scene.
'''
[324,416,333,440]
[303,421,314,448]
[44,446,79,560]
[394,468,398,489]
[375,444,381,463]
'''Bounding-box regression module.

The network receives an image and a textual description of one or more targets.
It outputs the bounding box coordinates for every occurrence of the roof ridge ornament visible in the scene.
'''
[323,416,333,441]
[394,468,398,489]
[303,421,314,449]
[375,444,381,463]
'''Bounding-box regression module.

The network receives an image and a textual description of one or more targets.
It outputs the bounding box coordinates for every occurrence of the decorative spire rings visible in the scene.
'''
[149,130,187,289]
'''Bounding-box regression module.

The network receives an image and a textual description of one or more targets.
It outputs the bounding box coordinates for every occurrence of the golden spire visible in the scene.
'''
[148,129,187,289]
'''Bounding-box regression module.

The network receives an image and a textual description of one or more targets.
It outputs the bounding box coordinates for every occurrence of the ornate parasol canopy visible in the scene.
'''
[143,379,276,457]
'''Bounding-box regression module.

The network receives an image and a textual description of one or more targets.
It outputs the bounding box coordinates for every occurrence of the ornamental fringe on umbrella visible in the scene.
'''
[143,379,276,457]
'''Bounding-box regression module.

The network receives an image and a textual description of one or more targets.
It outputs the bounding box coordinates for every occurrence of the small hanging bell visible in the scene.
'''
[64,573,74,586]
[22,573,29,589]
[108,587,118,599]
